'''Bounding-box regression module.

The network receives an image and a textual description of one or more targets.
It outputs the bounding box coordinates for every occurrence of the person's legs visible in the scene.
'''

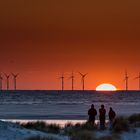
[103,119,105,129]
[100,119,105,130]
[109,120,113,130]
[92,119,95,126]
[88,117,92,123]
[89,117,95,125]
[100,120,103,129]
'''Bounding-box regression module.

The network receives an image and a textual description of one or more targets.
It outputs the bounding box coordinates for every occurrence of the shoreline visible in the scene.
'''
[0,113,140,140]
[2,119,109,127]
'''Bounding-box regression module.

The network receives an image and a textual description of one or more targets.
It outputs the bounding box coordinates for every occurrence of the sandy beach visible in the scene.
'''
[0,113,140,140]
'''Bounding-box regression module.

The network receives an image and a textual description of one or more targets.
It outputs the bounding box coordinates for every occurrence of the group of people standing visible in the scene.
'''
[88,104,116,130]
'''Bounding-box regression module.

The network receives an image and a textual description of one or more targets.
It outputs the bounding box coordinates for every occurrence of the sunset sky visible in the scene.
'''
[0,0,140,90]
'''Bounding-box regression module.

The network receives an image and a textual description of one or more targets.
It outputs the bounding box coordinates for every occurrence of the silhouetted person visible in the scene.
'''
[99,104,106,130]
[88,104,97,125]
[108,107,116,130]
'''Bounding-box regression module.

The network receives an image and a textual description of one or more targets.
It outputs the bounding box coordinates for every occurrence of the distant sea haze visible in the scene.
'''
[0,90,139,120]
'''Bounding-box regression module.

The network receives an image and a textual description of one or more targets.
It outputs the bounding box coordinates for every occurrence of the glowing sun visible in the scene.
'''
[96,83,117,91]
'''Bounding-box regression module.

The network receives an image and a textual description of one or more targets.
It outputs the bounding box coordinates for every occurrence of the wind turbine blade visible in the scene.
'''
[4,73,10,78]
[78,72,83,76]
[84,73,88,76]
[11,73,14,76]
[11,73,19,77]
[15,73,19,77]
[78,72,88,77]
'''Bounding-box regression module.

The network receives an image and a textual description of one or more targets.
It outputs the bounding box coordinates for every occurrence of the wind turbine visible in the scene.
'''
[79,72,88,91]
[69,71,74,90]
[4,74,10,90]
[59,74,64,91]
[124,70,129,91]
[134,72,140,90]
[0,74,3,90]
[11,73,19,90]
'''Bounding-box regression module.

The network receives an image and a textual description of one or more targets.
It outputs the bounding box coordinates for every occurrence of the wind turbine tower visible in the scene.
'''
[5,74,10,90]
[60,74,64,91]
[124,71,129,91]
[0,74,3,90]
[12,73,19,90]
[69,71,74,90]
[79,72,88,91]
[135,72,140,90]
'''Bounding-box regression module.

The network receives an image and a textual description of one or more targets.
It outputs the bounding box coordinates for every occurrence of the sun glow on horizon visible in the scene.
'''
[96,83,117,91]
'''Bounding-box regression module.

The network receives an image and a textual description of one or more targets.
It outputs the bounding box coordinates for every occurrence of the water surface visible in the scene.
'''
[0,90,139,120]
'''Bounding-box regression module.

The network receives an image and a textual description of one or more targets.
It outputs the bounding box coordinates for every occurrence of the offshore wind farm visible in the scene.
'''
[0,71,139,120]
[0,71,140,91]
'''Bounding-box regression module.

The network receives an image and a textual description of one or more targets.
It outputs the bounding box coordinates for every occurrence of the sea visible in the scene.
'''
[0,90,140,121]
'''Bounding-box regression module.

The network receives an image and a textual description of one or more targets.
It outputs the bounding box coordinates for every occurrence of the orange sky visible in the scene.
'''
[0,0,140,90]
